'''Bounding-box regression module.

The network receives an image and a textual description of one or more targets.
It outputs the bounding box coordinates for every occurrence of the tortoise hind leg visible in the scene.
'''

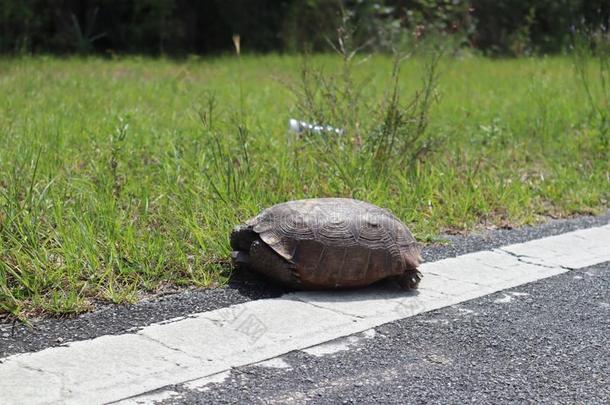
[392,269,423,290]
[249,240,301,289]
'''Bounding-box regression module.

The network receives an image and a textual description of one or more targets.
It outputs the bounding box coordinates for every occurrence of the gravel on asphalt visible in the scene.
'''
[163,261,610,404]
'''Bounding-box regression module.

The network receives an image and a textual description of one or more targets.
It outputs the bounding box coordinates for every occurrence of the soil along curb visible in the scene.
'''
[1,224,609,405]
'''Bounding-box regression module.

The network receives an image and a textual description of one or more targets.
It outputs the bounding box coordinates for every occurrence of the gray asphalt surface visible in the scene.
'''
[162,261,610,405]
[1,212,608,357]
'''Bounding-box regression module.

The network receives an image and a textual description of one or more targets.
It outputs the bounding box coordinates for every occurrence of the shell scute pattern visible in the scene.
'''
[238,198,421,289]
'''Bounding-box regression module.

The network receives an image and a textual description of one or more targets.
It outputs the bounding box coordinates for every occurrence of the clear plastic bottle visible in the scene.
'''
[288,118,344,136]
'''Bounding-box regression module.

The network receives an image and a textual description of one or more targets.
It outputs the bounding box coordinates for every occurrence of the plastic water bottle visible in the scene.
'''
[288,118,344,136]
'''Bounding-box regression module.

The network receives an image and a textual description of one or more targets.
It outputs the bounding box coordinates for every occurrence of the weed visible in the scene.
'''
[571,23,609,157]
[109,116,129,198]
[289,14,444,191]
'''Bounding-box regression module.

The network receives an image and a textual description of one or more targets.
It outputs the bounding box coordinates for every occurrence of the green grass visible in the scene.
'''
[0,55,608,319]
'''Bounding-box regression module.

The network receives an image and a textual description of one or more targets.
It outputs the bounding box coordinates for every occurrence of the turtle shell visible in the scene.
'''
[247,198,421,288]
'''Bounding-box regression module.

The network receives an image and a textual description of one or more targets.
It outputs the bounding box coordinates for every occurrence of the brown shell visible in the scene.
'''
[247,198,421,288]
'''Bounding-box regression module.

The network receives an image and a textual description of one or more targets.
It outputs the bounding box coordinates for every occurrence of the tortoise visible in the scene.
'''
[230,198,422,289]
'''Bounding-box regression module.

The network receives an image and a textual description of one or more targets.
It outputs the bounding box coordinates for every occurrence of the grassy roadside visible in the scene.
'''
[0,55,608,319]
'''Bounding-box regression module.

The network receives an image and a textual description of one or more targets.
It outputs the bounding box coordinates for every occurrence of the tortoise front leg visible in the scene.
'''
[230,225,258,252]
[249,240,301,289]
[231,251,250,268]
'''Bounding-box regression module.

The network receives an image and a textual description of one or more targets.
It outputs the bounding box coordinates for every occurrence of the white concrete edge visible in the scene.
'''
[0,224,608,405]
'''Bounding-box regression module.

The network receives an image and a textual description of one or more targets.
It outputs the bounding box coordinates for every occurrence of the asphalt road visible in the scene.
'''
[162,261,609,404]
[1,212,608,358]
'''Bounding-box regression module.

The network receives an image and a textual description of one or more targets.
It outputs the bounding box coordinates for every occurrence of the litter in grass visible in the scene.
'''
[288,118,344,136]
